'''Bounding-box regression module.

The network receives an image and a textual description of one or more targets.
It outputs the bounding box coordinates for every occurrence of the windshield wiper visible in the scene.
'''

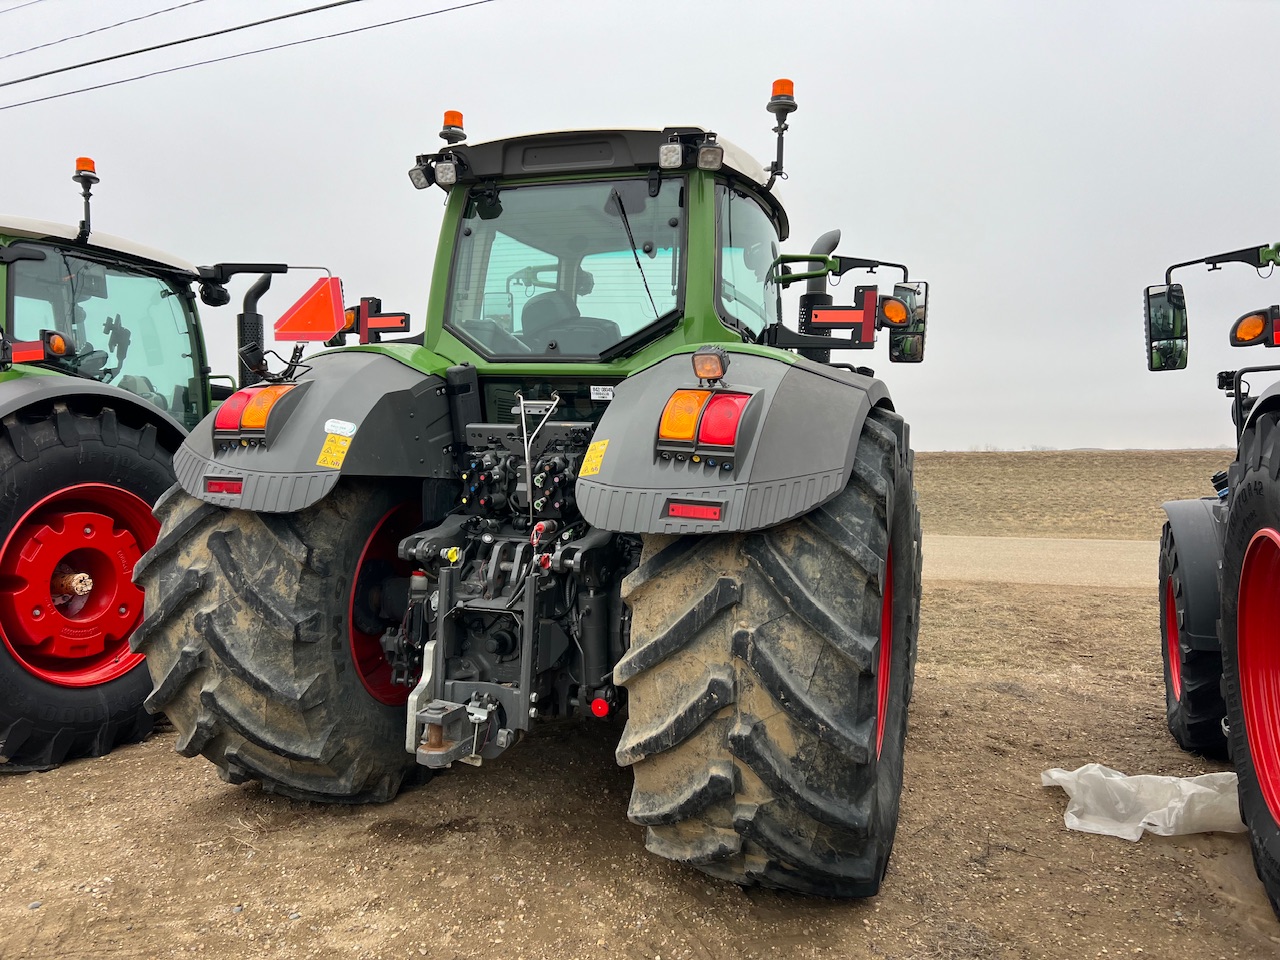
[609,188,659,320]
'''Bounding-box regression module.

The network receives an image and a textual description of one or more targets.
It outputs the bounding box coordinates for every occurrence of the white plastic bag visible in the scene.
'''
[1041,763,1245,841]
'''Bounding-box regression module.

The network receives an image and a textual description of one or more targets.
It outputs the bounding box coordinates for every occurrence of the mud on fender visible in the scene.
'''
[576,352,891,534]
[173,351,454,513]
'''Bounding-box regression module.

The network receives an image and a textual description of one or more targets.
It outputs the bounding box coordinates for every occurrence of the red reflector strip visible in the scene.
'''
[667,501,722,521]
[204,478,243,495]
[10,341,46,363]
[213,389,256,432]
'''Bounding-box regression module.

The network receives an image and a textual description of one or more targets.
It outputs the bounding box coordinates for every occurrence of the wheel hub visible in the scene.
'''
[1165,576,1183,701]
[876,548,894,760]
[0,484,158,687]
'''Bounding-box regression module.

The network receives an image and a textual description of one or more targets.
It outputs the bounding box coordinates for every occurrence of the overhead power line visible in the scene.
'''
[0,0,375,91]
[0,0,50,15]
[1,0,214,63]
[0,0,499,112]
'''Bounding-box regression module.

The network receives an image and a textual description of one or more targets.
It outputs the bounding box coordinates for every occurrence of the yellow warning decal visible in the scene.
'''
[316,433,352,470]
[579,438,608,477]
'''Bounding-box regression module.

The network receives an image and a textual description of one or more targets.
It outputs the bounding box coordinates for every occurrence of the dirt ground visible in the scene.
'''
[3,449,1278,960]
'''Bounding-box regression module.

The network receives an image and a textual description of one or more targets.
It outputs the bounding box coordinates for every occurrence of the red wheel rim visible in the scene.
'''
[875,548,894,760]
[1165,576,1183,700]
[348,502,421,706]
[0,483,157,687]
[1239,528,1280,823]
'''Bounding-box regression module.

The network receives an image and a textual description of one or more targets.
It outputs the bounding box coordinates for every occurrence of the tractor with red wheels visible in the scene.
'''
[134,82,931,896]
[0,159,277,770]
[1146,242,1280,916]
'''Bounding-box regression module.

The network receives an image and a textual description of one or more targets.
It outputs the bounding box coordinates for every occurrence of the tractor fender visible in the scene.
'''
[1241,378,1280,435]
[1162,497,1226,652]
[576,351,891,534]
[0,372,188,451]
[175,350,454,513]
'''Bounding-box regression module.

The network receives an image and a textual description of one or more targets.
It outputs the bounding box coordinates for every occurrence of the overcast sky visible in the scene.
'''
[2,0,1278,451]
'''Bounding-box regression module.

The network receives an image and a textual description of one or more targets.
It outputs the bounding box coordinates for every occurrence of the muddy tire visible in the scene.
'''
[1220,412,1280,918]
[133,480,423,803]
[615,407,920,897]
[0,404,171,770]
[1159,522,1228,760]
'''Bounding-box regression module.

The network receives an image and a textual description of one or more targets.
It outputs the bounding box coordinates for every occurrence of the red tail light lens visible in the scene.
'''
[667,501,722,521]
[213,389,255,432]
[697,392,750,447]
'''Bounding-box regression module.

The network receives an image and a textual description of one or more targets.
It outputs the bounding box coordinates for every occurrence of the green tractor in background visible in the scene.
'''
[1146,242,1280,917]
[136,82,930,896]
[0,159,279,770]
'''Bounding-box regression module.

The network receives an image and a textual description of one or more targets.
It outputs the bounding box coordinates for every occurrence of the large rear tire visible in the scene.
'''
[133,480,422,802]
[0,404,171,770]
[1220,411,1280,919]
[1158,522,1228,759]
[615,407,921,896]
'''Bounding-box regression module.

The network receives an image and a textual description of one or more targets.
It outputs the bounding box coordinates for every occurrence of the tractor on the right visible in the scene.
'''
[1146,242,1280,917]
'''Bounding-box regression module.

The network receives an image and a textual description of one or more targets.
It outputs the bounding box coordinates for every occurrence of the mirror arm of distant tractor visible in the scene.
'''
[1164,243,1280,284]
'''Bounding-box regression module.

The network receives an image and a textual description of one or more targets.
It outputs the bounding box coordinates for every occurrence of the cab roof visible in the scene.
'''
[0,215,198,275]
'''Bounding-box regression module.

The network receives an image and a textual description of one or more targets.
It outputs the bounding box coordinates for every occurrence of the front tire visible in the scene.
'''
[1158,522,1228,759]
[133,480,422,802]
[1221,412,1280,918]
[616,407,921,896]
[0,405,172,769]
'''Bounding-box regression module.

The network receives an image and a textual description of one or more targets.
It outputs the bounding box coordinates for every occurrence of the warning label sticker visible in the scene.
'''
[316,433,352,470]
[579,439,608,477]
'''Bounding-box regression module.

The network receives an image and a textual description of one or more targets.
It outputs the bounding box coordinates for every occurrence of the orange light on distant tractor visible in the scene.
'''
[75,157,95,174]
[443,110,464,129]
[239,384,297,431]
[1235,313,1267,345]
[658,389,711,442]
[771,79,794,98]
[46,333,67,356]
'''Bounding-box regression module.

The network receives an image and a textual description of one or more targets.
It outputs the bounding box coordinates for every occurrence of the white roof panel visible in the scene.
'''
[0,215,198,273]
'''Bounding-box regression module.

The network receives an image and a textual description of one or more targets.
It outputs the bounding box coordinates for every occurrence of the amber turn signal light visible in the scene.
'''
[659,389,711,442]
[879,297,909,326]
[1231,311,1269,347]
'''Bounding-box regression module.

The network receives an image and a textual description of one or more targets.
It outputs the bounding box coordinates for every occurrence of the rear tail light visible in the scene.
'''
[697,392,750,446]
[213,384,296,433]
[213,389,254,432]
[658,389,710,442]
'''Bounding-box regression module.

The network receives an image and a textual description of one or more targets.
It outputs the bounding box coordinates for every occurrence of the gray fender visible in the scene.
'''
[0,374,188,450]
[1162,497,1225,653]
[176,351,453,513]
[576,351,891,534]
[1241,378,1280,435]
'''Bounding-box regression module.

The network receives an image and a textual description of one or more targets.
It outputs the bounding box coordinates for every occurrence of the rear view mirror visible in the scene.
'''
[889,281,928,363]
[1145,283,1188,371]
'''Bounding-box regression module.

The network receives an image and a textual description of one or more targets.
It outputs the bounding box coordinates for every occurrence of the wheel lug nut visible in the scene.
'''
[32,607,42,618]
[118,605,127,616]
[83,525,93,536]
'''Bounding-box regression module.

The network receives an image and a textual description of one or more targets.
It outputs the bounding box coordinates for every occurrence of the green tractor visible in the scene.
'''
[0,158,282,770]
[135,82,930,896]
[1146,242,1280,917]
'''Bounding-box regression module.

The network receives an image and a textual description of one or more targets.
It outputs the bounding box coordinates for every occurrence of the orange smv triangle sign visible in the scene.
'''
[274,277,345,341]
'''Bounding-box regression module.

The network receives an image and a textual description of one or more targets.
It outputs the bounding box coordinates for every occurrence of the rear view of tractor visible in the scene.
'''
[136,82,931,896]
[1145,244,1280,916]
